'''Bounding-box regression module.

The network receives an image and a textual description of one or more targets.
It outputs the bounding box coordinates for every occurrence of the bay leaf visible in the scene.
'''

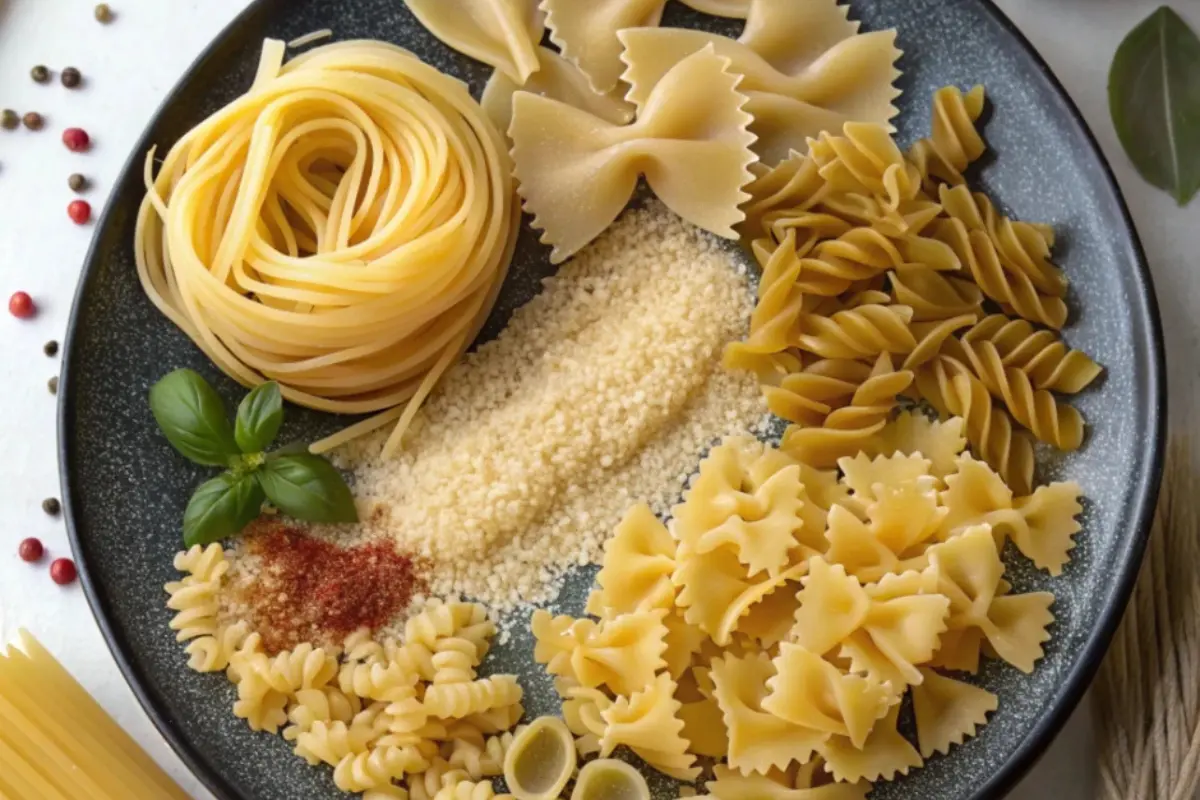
[1109,6,1200,205]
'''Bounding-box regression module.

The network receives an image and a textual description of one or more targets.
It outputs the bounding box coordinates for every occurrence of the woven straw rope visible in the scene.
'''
[1094,439,1200,800]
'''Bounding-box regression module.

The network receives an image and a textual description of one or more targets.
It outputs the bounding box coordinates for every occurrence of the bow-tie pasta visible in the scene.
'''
[405,0,544,82]
[511,45,757,263]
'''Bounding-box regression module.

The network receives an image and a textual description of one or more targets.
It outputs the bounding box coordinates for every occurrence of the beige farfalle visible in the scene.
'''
[817,704,922,784]
[405,0,543,83]
[482,47,634,137]
[867,411,967,480]
[511,45,756,263]
[675,546,808,645]
[927,525,1055,673]
[531,609,668,695]
[824,482,947,582]
[763,643,892,749]
[618,15,901,165]
[710,652,829,774]
[599,673,700,780]
[939,454,1083,575]
[910,667,997,758]
[586,502,677,618]
[542,0,668,94]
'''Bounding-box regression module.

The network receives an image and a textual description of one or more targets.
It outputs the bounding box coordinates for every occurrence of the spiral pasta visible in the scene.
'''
[959,314,1103,393]
[907,84,986,190]
[423,676,524,719]
[135,39,518,455]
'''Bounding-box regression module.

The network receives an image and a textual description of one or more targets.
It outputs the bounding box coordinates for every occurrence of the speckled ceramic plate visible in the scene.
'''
[59,0,1164,798]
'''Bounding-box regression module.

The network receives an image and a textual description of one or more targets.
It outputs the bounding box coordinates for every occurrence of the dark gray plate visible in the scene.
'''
[59,0,1165,798]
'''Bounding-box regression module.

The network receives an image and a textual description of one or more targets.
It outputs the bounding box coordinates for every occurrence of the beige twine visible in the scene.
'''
[1094,439,1200,800]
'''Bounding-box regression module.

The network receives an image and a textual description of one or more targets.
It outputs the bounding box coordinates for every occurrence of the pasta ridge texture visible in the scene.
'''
[510,44,757,263]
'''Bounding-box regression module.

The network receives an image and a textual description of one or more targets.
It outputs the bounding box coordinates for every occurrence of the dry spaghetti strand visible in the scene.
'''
[135,38,518,453]
[1094,438,1200,800]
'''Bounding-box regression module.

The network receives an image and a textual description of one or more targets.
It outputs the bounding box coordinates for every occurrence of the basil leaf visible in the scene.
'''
[1109,6,1200,205]
[149,369,239,466]
[182,473,265,547]
[235,381,283,454]
[258,454,358,523]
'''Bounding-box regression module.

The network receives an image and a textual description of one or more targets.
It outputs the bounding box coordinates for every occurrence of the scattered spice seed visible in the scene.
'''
[18,538,45,563]
[49,558,77,586]
[60,67,82,89]
[30,65,50,84]
[9,291,35,319]
[62,127,90,152]
[48,376,58,395]
[94,3,114,23]
[68,199,91,224]
[68,173,88,192]
[42,498,61,516]
[22,112,43,131]
[44,340,59,356]
[1,109,18,130]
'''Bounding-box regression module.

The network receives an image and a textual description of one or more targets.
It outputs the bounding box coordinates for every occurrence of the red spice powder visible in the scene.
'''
[240,521,425,653]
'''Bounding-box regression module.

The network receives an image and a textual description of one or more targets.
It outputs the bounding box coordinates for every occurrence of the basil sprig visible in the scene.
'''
[149,369,358,547]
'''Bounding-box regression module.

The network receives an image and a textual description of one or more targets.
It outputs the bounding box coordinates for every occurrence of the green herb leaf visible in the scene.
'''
[182,472,265,547]
[1109,6,1200,205]
[235,381,283,454]
[149,369,239,466]
[258,454,358,524]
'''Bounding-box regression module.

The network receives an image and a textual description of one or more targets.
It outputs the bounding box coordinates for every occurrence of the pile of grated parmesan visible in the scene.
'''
[234,203,767,631]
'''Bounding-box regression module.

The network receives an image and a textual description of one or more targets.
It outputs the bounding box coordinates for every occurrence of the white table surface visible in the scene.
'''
[0,1,1191,798]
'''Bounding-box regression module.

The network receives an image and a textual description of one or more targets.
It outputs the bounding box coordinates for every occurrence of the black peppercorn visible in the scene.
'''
[95,3,114,23]
[61,67,82,89]
[68,173,88,192]
[43,340,59,357]
[22,112,44,131]
[48,376,58,395]
[42,497,61,516]
[31,65,50,84]
[1,109,18,130]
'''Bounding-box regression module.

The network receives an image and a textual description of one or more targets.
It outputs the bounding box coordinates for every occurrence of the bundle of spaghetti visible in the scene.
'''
[135,38,519,456]
[0,629,191,799]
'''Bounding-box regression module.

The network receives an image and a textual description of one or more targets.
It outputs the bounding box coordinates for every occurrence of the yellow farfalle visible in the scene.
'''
[868,411,967,480]
[763,643,891,749]
[600,673,700,781]
[817,704,922,784]
[910,667,997,758]
[589,503,678,618]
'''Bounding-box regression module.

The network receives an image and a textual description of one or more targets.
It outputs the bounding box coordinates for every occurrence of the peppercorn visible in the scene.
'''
[44,340,59,356]
[31,65,50,84]
[22,111,43,131]
[9,291,35,319]
[95,3,114,23]
[62,127,90,152]
[60,67,83,89]
[50,558,77,586]
[1,109,18,130]
[68,199,91,224]
[68,173,88,192]
[42,497,61,516]
[18,538,44,563]
[48,376,58,395]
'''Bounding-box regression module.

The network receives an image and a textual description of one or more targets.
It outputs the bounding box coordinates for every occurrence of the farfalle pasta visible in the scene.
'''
[527,422,1082,793]
[511,45,757,263]
[404,0,543,83]
[618,10,901,165]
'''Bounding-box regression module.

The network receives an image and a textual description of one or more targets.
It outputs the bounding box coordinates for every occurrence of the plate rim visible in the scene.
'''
[56,1,1166,798]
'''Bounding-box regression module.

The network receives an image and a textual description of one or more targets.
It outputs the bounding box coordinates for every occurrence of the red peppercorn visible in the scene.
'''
[18,538,44,562]
[50,558,77,586]
[62,127,90,152]
[68,199,91,224]
[8,291,35,318]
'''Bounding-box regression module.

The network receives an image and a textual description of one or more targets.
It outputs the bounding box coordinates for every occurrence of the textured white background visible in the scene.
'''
[0,1,1192,798]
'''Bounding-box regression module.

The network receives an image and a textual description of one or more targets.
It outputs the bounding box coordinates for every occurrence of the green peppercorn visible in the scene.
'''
[94,3,114,23]
[42,497,61,516]
[43,340,59,357]
[47,376,58,395]
[68,173,87,192]
[1,109,18,130]
[30,65,50,84]
[22,111,44,131]
[61,67,82,89]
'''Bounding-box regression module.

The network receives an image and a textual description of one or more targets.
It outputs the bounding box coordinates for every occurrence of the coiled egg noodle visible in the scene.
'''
[135,38,518,456]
